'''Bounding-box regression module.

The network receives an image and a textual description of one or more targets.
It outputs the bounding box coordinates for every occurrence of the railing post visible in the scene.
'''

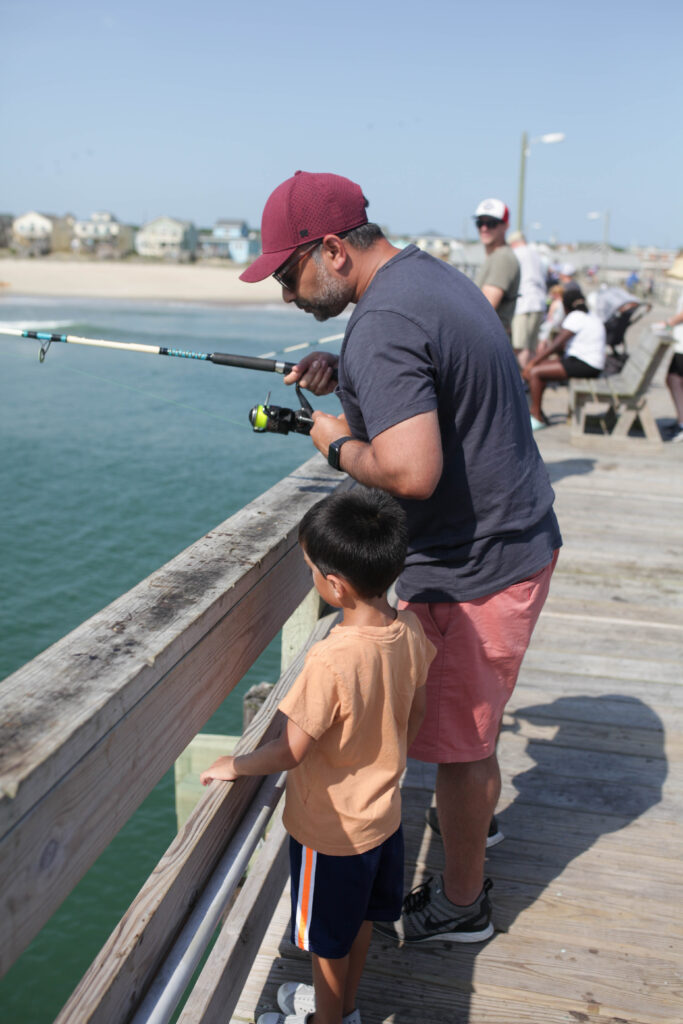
[280,587,326,673]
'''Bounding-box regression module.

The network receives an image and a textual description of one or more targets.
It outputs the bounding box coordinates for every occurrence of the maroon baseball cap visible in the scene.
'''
[240,170,368,283]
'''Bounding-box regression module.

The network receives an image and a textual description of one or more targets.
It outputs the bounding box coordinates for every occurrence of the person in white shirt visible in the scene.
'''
[509,232,548,368]
[663,292,683,442]
[522,288,606,430]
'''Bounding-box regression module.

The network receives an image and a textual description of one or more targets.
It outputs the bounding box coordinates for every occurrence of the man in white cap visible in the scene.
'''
[474,198,520,338]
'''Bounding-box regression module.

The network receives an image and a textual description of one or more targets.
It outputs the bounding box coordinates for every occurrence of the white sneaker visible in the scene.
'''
[276,982,361,1024]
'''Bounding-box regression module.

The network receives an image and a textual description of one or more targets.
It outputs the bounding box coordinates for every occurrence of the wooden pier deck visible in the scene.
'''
[232,379,683,1024]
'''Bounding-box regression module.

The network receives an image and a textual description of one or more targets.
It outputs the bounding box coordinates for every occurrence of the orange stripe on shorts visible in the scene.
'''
[296,846,316,949]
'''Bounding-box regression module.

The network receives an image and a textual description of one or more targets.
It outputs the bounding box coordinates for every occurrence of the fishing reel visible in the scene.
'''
[249,383,314,436]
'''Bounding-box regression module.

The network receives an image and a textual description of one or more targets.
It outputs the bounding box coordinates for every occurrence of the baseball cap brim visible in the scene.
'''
[239,246,299,283]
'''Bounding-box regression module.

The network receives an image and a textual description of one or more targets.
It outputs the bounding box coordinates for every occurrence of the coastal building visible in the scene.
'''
[0,214,13,248]
[73,211,134,257]
[12,211,75,255]
[135,216,198,261]
[200,219,259,264]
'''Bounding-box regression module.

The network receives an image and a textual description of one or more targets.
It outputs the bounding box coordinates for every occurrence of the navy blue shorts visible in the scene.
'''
[289,826,404,959]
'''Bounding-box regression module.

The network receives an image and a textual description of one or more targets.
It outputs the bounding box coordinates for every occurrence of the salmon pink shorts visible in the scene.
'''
[400,552,558,763]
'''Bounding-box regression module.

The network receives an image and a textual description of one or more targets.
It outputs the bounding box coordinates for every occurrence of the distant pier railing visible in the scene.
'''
[0,454,351,1022]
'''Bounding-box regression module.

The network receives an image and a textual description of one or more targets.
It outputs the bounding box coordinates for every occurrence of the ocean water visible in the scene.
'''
[0,296,345,1022]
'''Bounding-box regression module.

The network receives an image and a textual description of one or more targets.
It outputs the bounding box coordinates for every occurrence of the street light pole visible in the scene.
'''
[517,131,565,233]
[517,132,528,232]
[588,210,611,274]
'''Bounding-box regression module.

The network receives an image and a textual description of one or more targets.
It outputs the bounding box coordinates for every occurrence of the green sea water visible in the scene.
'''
[0,295,344,1022]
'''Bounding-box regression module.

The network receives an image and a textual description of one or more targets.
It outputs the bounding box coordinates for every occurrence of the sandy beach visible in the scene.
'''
[0,257,282,304]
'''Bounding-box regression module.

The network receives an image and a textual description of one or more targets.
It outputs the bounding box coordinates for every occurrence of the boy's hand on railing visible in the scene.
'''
[200,756,239,785]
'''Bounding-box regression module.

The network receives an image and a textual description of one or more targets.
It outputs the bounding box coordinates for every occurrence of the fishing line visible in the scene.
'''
[59,364,247,428]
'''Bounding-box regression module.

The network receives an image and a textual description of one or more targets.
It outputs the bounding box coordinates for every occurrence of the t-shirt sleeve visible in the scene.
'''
[340,310,438,440]
[278,646,341,739]
[479,249,518,293]
[561,310,583,333]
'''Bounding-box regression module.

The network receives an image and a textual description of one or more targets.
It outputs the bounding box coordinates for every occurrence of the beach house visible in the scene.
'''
[201,218,259,264]
[135,216,198,261]
[73,211,134,257]
[11,211,75,255]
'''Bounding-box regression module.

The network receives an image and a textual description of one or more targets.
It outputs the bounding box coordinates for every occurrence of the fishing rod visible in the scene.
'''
[2,326,342,437]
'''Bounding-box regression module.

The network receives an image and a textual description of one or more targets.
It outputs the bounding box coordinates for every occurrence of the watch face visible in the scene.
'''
[328,437,350,470]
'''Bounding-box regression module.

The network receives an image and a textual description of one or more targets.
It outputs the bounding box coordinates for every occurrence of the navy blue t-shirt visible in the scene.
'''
[336,245,561,602]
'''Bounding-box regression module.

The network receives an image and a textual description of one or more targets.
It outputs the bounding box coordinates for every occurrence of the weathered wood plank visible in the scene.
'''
[518,648,681,685]
[498,712,680,759]
[364,931,682,1022]
[542,595,683,628]
[505,681,682,739]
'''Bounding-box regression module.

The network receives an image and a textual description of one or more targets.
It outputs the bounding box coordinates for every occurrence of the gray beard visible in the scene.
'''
[297,261,351,321]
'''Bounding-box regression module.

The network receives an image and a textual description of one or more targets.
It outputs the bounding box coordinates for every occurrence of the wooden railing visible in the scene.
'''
[0,454,351,1022]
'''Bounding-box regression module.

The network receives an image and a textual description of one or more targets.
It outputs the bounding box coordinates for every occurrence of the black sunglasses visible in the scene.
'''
[273,240,321,291]
[475,217,502,230]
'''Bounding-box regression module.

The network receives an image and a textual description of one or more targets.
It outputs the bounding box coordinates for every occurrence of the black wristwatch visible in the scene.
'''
[327,436,353,471]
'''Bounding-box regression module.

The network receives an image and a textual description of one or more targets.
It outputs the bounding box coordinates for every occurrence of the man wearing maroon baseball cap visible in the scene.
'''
[240,170,370,283]
[241,171,560,980]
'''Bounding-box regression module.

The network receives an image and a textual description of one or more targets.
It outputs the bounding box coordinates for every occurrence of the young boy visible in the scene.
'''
[200,487,435,1024]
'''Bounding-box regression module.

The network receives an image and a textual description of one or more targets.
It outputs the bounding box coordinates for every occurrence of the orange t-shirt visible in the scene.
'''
[279,609,436,855]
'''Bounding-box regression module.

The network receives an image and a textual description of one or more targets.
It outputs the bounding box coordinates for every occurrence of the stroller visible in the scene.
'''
[589,286,652,375]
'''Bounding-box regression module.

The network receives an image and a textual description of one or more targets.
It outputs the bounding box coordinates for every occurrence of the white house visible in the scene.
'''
[73,211,134,255]
[135,216,198,260]
[12,211,54,253]
[12,211,74,253]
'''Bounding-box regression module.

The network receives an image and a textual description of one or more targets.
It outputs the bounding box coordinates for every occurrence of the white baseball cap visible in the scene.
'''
[474,198,509,223]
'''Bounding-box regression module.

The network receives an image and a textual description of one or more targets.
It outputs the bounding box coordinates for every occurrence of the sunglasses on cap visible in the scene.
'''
[475,217,503,230]
[273,240,320,291]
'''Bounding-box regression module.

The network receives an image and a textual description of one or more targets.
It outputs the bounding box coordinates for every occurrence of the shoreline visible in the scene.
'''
[0,257,281,305]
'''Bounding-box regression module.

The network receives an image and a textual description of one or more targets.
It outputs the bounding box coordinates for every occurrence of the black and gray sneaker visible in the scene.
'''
[375,876,494,944]
[425,806,504,848]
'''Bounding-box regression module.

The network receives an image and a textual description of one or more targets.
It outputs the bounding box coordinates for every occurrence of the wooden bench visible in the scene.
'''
[569,331,672,443]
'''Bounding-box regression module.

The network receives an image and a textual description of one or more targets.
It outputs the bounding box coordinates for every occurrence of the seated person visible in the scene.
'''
[536,284,565,353]
[523,287,606,430]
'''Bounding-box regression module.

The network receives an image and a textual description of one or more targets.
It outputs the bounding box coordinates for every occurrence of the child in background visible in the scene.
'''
[200,487,435,1024]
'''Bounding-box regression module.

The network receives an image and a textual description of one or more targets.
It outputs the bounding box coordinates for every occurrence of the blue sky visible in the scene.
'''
[2,0,681,249]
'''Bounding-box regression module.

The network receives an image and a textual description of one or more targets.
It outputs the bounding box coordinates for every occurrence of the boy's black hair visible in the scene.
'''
[298,486,407,598]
